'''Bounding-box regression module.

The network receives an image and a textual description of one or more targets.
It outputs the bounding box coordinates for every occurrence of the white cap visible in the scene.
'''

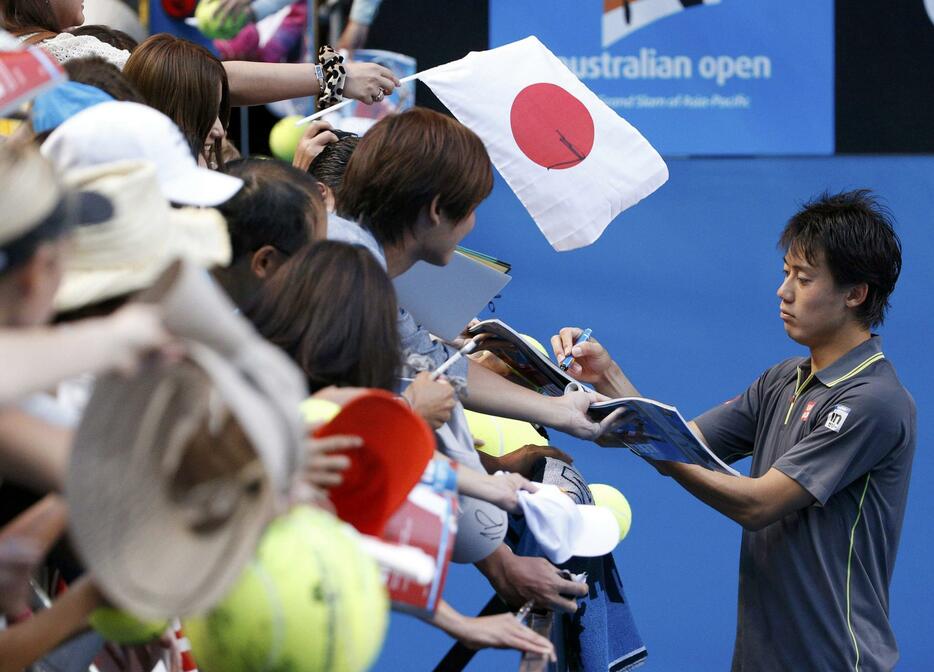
[40,101,243,207]
[518,484,619,564]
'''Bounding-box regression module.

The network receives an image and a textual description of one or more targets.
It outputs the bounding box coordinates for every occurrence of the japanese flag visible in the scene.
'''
[417,36,668,252]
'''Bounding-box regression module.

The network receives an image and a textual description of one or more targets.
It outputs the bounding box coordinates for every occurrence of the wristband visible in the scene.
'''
[314,63,324,92]
[317,45,346,109]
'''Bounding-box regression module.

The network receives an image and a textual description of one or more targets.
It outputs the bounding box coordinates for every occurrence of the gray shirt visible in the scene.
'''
[695,336,915,672]
[326,214,468,382]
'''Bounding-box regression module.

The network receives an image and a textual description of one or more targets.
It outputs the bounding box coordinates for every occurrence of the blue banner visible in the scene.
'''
[490,0,834,156]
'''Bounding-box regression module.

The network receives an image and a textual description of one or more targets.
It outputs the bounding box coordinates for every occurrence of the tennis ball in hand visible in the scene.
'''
[589,483,632,541]
[184,506,388,672]
[89,607,168,644]
[268,115,305,162]
[300,398,341,426]
[195,0,249,39]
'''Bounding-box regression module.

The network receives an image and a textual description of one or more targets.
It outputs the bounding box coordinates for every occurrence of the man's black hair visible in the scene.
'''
[308,134,359,191]
[779,189,902,328]
[220,158,321,263]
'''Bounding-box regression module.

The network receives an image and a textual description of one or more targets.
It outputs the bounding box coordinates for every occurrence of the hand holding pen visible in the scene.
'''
[550,327,615,384]
[559,328,592,371]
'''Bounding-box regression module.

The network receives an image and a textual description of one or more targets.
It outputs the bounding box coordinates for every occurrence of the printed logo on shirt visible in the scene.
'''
[824,404,851,433]
[800,400,817,422]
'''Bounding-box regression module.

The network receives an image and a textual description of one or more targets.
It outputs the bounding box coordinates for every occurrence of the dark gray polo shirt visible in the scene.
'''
[695,336,916,672]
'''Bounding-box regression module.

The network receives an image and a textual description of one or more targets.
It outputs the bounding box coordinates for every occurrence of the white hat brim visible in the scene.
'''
[162,167,243,207]
[571,504,620,559]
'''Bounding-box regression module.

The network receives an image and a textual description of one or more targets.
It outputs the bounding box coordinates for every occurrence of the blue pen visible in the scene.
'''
[559,328,592,371]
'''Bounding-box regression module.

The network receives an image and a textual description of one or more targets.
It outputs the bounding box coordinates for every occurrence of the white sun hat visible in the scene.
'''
[518,483,620,564]
[54,159,231,313]
[40,101,242,207]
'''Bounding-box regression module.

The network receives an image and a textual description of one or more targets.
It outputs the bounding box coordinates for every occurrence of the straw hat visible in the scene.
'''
[0,143,111,272]
[54,160,231,313]
[67,260,308,618]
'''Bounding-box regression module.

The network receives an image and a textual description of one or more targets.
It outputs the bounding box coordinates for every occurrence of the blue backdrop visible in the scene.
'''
[490,0,835,155]
[371,155,934,670]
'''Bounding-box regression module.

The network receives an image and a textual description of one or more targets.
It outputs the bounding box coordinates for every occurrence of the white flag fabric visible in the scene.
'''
[417,36,669,251]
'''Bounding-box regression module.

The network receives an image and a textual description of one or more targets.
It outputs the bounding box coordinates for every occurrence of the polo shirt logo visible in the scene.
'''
[825,404,852,433]
[801,400,817,422]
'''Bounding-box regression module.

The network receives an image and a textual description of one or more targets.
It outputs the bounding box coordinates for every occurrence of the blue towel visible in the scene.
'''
[509,457,647,672]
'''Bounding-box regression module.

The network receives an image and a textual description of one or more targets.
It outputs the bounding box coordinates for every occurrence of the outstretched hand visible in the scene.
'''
[550,327,615,384]
[343,61,401,105]
[456,612,556,661]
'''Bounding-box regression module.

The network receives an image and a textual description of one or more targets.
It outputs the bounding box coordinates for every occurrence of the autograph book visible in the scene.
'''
[468,319,738,475]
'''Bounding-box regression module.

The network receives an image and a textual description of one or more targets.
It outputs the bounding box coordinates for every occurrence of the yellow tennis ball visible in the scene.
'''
[589,483,632,541]
[520,334,549,356]
[184,506,388,672]
[268,115,306,163]
[464,409,546,458]
[195,0,249,39]
[300,398,341,426]
[89,607,168,644]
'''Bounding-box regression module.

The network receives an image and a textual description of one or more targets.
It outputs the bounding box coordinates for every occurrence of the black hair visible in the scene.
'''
[219,158,326,263]
[67,25,138,52]
[308,134,359,190]
[779,189,902,328]
[63,56,145,103]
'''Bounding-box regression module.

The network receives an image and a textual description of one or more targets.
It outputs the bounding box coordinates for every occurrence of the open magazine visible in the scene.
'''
[467,319,577,397]
[468,319,738,475]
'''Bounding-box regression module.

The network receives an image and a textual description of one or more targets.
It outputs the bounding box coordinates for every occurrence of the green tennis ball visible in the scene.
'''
[268,115,305,162]
[589,483,632,541]
[464,409,545,458]
[184,506,388,672]
[195,0,249,39]
[89,607,168,644]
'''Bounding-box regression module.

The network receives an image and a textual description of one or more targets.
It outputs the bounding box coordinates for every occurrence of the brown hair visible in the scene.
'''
[123,34,230,166]
[248,241,401,393]
[63,57,145,103]
[0,0,59,34]
[337,108,493,247]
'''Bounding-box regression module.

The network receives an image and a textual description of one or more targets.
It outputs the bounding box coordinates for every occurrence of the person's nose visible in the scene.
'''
[777,275,793,304]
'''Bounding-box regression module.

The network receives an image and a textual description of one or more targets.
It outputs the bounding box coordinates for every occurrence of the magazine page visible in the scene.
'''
[468,320,577,397]
[590,398,739,475]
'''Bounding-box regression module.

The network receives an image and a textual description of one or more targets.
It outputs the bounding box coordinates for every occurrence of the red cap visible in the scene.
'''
[162,0,196,19]
[314,390,435,535]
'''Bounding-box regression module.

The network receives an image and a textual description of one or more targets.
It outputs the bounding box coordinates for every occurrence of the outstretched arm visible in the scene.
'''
[463,360,605,439]
[654,457,814,531]
[223,60,401,107]
[0,576,103,672]
[427,600,556,661]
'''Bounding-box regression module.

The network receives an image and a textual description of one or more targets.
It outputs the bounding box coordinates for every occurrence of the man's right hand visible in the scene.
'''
[550,327,616,384]
[403,371,455,430]
[479,546,588,613]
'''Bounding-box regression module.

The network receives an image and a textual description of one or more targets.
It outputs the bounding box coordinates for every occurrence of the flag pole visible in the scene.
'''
[296,72,422,126]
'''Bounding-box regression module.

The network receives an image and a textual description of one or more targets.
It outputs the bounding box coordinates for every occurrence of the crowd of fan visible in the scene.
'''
[0,2,628,670]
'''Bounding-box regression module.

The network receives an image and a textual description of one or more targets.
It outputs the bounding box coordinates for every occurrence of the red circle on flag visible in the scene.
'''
[510,83,595,170]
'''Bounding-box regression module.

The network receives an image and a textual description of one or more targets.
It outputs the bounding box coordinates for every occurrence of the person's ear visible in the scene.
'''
[845,282,869,309]
[427,194,443,228]
[250,245,283,279]
[319,183,335,213]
